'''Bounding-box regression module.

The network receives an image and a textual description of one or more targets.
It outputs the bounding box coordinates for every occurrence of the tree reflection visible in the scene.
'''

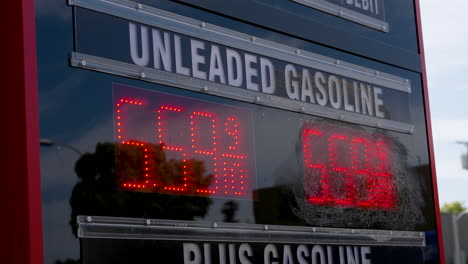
[221,200,239,223]
[69,142,213,236]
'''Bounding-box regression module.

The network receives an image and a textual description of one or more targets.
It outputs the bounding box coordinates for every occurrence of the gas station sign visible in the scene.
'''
[33,0,444,263]
[70,1,411,132]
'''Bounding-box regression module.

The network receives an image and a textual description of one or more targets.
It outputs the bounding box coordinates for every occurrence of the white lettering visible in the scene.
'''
[373,87,385,118]
[283,245,294,264]
[339,247,345,264]
[346,247,360,264]
[129,23,150,67]
[219,244,227,264]
[285,64,300,100]
[301,69,315,103]
[128,25,390,120]
[260,57,276,94]
[360,247,371,264]
[226,49,243,87]
[264,244,279,264]
[327,246,334,264]
[245,54,259,91]
[239,244,253,264]
[297,245,309,264]
[328,75,343,109]
[360,84,374,116]
[152,29,172,71]
[229,244,236,264]
[183,243,202,264]
[191,39,207,80]
[209,45,227,84]
[311,245,326,264]
[362,0,369,10]
[314,72,328,106]
[174,35,190,76]
[355,0,362,8]
[343,79,354,112]
[204,244,211,264]
[353,82,361,114]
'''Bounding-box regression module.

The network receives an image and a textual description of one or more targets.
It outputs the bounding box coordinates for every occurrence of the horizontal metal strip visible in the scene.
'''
[176,0,421,72]
[290,0,389,32]
[78,216,426,247]
[68,0,409,93]
[70,52,415,134]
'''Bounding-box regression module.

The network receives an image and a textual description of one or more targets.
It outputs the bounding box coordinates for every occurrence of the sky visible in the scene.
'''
[420,0,468,207]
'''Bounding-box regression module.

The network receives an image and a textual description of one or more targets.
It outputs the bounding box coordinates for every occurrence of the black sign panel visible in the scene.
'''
[35,0,442,263]
[74,8,412,130]
[175,0,419,71]
[81,239,424,264]
[321,0,385,20]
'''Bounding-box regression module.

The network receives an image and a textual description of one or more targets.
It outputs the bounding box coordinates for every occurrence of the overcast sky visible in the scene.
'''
[420,0,468,206]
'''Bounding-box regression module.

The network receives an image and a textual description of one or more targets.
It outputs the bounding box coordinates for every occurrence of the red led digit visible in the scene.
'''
[213,116,250,197]
[117,141,158,189]
[302,128,332,205]
[350,137,374,208]
[188,110,218,194]
[114,85,255,199]
[363,141,396,209]
[190,111,217,155]
[156,105,188,193]
[115,98,145,144]
[350,137,370,174]
[225,116,240,151]
[115,98,156,189]
[156,105,184,151]
[328,134,355,206]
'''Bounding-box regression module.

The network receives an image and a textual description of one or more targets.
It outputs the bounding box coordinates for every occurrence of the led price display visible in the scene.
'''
[113,84,256,199]
[302,123,396,210]
[114,84,397,210]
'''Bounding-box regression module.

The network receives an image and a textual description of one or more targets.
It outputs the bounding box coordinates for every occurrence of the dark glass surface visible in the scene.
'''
[174,0,420,71]
[74,9,412,124]
[177,0,417,52]
[335,0,386,21]
[36,0,440,263]
[81,239,425,264]
[113,84,257,199]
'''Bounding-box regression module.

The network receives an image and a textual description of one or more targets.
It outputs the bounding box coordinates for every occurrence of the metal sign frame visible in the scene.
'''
[6,0,446,263]
[69,0,414,134]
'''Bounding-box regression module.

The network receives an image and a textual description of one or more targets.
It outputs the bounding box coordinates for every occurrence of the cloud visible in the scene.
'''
[435,158,468,179]
[437,177,468,204]
[420,0,468,78]
[430,119,468,179]
[432,119,468,143]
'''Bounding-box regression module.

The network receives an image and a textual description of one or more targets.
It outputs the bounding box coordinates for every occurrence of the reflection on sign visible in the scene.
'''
[114,84,256,199]
[302,122,396,210]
